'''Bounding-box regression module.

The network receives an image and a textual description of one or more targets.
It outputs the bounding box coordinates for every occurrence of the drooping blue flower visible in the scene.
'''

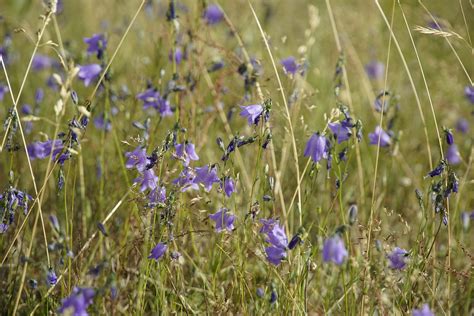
[329,120,352,144]
[47,269,58,286]
[368,126,391,147]
[58,287,95,316]
[175,142,199,166]
[259,218,278,234]
[125,147,149,172]
[32,54,55,71]
[93,112,111,131]
[134,169,159,192]
[222,177,235,197]
[49,215,60,232]
[169,47,183,65]
[265,246,287,266]
[446,144,461,165]
[148,186,166,204]
[240,104,264,126]
[209,208,235,232]
[412,304,434,316]
[465,85,474,104]
[365,60,384,80]
[304,133,329,163]
[27,139,64,160]
[35,88,44,104]
[84,34,107,58]
[387,247,408,270]
[280,56,298,75]
[148,242,167,261]
[322,235,348,265]
[136,88,173,117]
[456,118,469,134]
[193,165,220,192]
[203,4,223,25]
[444,129,454,145]
[78,64,102,87]
[266,224,288,249]
[173,167,199,192]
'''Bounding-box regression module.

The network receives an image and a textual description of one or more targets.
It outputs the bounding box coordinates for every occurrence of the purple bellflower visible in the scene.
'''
[84,34,107,58]
[322,235,348,265]
[204,4,224,25]
[280,56,298,75]
[388,247,408,270]
[456,118,469,134]
[0,84,9,101]
[32,54,55,71]
[261,221,288,266]
[134,169,159,192]
[368,126,391,147]
[125,147,149,172]
[27,139,64,160]
[209,208,235,232]
[329,120,352,143]
[58,287,95,316]
[148,186,166,205]
[412,304,434,316]
[148,242,168,261]
[304,133,329,163]
[222,177,235,197]
[240,104,264,126]
[173,167,199,192]
[175,142,199,166]
[465,86,474,104]
[193,165,220,192]
[446,144,461,165]
[47,269,58,286]
[365,60,384,80]
[78,64,102,87]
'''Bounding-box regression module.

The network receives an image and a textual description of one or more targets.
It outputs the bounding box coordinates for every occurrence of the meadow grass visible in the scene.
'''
[0,0,473,315]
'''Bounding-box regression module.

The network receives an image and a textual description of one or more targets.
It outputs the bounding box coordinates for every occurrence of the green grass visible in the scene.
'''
[0,0,473,314]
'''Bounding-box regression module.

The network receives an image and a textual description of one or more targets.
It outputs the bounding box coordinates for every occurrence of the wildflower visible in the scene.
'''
[148,186,166,204]
[169,47,183,65]
[280,56,298,75]
[148,242,168,261]
[125,147,149,172]
[412,304,434,316]
[456,118,469,134]
[304,133,329,163]
[78,64,102,87]
[35,88,44,104]
[134,169,159,192]
[173,167,199,192]
[288,232,302,250]
[365,60,384,80]
[265,246,287,265]
[84,34,107,58]
[387,247,408,270]
[465,85,474,104]
[240,104,264,126]
[47,269,57,286]
[368,126,391,147]
[266,224,288,249]
[322,235,348,265]
[444,129,454,145]
[259,218,278,234]
[203,4,223,25]
[222,177,235,197]
[0,84,8,101]
[209,208,235,232]
[136,88,161,110]
[427,161,445,177]
[193,165,220,192]
[27,139,64,160]
[93,112,111,131]
[58,287,95,316]
[256,288,264,298]
[32,54,55,71]
[446,144,461,165]
[269,289,278,304]
[49,215,60,232]
[329,120,352,143]
[175,142,199,166]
